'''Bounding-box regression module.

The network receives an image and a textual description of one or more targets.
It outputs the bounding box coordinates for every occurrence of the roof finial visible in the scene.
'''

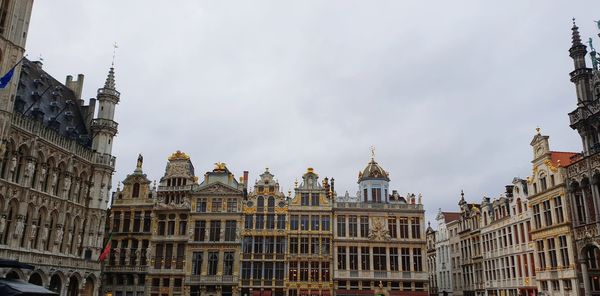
[370,145,375,160]
[536,126,541,135]
[460,189,465,201]
[112,42,118,67]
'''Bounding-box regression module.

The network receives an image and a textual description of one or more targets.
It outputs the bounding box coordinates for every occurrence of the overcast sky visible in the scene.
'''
[26,1,600,223]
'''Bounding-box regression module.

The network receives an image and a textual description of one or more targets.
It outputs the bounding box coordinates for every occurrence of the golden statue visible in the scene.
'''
[214,162,227,170]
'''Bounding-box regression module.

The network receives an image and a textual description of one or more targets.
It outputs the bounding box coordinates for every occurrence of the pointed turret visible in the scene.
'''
[91,65,120,156]
[569,19,594,105]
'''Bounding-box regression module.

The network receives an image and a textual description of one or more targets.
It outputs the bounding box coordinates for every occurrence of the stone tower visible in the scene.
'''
[0,0,33,153]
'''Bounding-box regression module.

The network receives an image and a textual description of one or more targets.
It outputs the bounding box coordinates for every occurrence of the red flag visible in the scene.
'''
[98,234,112,262]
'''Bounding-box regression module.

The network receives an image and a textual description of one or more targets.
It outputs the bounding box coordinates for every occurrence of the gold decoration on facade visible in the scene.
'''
[544,159,559,173]
[168,150,190,161]
[214,162,227,171]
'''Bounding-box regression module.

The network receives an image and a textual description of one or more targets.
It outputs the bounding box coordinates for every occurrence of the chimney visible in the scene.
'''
[243,171,249,189]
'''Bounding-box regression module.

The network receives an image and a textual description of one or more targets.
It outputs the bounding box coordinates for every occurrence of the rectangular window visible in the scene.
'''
[390,247,399,271]
[276,237,285,253]
[321,262,330,281]
[554,196,564,224]
[537,240,546,269]
[311,193,320,206]
[265,237,275,254]
[373,247,386,271]
[361,247,370,270]
[371,188,382,202]
[289,262,298,281]
[321,238,330,255]
[559,235,570,267]
[543,200,552,226]
[349,246,358,270]
[197,198,207,212]
[575,193,587,224]
[399,217,409,239]
[133,211,141,232]
[179,219,187,236]
[254,237,264,253]
[209,221,221,241]
[289,237,298,254]
[253,262,262,280]
[264,262,274,280]
[123,212,131,233]
[212,198,222,212]
[413,248,422,271]
[301,193,309,206]
[300,237,309,254]
[164,243,173,269]
[256,215,264,229]
[192,252,203,275]
[411,217,421,239]
[401,247,410,271]
[300,215,309,231]
[267,214,275,229]
[224,220,236,241]
[337,216,346,237]
[360,216,369,237]
[227,198,237,212]
[388,217,397,238]
[290,215,299,230]
[321,215,330,231]
[300,262,309,281]
[167,220,175,235]
[242,262,251,279]
[113,212,121,232]
[310,262,319,281]
[338,246,347,270]
[143,212,151,232]
[244,215,253,229]
[194,221,206,241]
[277,214,286,229]
[311,237,319,254]
[548,238,557,268]
[349,216,358,237]
[275,262,285,280]
[533,204,542,229]
[311,215,320,231]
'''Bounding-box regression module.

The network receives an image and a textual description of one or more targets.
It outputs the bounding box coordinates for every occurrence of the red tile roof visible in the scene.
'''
[442,212,461,223]
[549,151,580,167]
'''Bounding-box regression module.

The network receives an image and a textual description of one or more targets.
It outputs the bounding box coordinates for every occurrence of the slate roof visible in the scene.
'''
[14,58,93,147]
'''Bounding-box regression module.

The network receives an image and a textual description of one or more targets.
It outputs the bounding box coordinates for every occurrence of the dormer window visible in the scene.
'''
[132,183,140,198]
[540,175,548,191]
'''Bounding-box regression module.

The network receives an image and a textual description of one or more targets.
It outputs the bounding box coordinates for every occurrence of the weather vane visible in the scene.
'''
[38,54,43,62]
[370,146,375,159]
[112,42,118,66]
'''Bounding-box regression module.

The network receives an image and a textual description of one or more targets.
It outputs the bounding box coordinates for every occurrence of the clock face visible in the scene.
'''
[536,146,542,156]
[246,200,254,207]
[278,201,286,208]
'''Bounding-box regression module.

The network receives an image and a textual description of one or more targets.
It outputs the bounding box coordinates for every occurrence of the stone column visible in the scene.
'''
[582,186,591,224]
[591,179,600,222]
[581,259,592,296]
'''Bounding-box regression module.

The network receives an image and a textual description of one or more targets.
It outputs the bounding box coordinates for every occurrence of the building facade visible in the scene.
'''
[0,1,120,295]
[287,168,333,296]
[104,156,154,296]
[333,157,428,296]
[528,132,579,296]
[434,211,460,296]
[480,179,537,296]
[457,193,483,296]
[240,168,287,296]
[565,21,600,296]
[427,224,437,296]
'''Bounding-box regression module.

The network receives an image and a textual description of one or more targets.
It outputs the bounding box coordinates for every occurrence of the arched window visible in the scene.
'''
[516,198,522,214]
[132,183,140,198]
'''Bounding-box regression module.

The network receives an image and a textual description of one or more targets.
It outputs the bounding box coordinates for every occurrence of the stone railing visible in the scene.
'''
[98,88,120,98]
[12,113,95,161]
[335,270,427,280]
[157,185,194,192]
[103,265,148,273]
[334,202,424,211]
[0,248,99,271]
[91,118,118,134]
[569,98,600,126]
[187,275,238,284]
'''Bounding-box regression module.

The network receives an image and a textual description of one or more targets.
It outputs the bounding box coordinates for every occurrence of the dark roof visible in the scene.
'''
[358,158,390,182]
[0,278,58,295]
[0,260,34,270]
[14,58,92,147]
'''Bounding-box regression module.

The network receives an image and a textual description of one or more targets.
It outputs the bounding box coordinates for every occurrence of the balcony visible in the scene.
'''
[334,202,423,211]
[187,275,238,284]
[103,265,148,273]
[91,118,118,135]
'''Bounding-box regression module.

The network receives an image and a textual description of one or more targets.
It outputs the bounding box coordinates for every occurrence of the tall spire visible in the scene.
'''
[572,18,583,47]
[104,67,116,90]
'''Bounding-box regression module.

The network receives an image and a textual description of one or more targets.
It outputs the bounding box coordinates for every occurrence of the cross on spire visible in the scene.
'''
[370,146,375,160]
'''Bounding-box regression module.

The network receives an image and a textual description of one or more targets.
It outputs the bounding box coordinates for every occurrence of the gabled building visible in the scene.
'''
[457,192,482,296]
[287,168,333,296]
[426,223,437,296]
[240,168,287,296]
[104,155,154,296]
[528,131,579,295]
[434,211,460,296]
[333,157,427,296]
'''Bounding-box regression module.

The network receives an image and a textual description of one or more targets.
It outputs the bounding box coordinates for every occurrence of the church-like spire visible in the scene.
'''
[104,67,116,90]
[571,18,583,47]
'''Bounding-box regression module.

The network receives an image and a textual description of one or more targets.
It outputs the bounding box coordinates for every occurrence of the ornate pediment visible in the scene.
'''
[196,182,241,195]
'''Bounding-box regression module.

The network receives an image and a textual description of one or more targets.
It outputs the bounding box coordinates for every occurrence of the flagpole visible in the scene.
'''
[7,53,28,71]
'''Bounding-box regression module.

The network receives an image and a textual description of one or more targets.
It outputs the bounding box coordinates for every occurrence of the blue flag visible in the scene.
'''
[0,67,15,89]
